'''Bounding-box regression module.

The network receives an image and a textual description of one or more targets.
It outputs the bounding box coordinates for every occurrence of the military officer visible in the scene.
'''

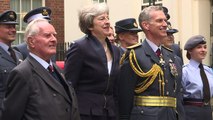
[118,6,184,120]
[0,10,23,116]
[115,18,142,55]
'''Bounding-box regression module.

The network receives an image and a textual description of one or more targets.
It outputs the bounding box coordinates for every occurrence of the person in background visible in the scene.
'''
[64,3,120,120]
[107,26,116,44]
[13,7,53,60]
[162,25,183,64]
[182,35,213,120]
[1,18,80,120]
[114,18,142,55]
[118,6,184,120]
[0,10,23,117]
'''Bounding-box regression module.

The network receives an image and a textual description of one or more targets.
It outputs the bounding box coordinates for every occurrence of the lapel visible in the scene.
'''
[87,35,108,71]
[161,47,175,68]
[0,46,17,64]
[14,49,23,64]
[28,56,71,103]
[142,40,160,64]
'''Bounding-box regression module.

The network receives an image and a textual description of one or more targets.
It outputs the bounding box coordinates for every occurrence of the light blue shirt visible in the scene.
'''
[182,59,213,99]
[146,38,161,52]
[0,42,10,55]
[29,52,53,70]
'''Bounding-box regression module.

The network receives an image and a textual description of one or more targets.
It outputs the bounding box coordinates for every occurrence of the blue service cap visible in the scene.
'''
[115,18,142,34]
[23,7,51,23]
[184,35,206,50]
[0,10,18,24]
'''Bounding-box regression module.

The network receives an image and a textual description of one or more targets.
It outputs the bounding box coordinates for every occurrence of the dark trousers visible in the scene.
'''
[184,105,212,120]
[80,109,116,120]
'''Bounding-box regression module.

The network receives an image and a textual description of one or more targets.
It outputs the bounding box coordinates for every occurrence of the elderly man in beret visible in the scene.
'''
[0,10,23,117]
[182,35,213,120]
[115,18,142,55]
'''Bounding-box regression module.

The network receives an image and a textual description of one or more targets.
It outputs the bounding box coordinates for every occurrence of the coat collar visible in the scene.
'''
[27,56,71,103]
[86,34,117,75]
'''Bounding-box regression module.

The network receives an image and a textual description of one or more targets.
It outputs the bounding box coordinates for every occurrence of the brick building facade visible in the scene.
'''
[0,0,65,43]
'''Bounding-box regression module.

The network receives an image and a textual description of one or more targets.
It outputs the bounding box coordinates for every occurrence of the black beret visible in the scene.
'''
[184,35,206,50]
[23,7,51,23]
[0,10,18,24]
[115,18,142,34]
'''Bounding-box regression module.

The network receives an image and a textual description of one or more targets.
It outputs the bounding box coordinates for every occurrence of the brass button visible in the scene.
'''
[166,91,169,95]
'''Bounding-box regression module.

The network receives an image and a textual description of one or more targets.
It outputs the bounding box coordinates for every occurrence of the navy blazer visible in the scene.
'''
[64,34,120,116]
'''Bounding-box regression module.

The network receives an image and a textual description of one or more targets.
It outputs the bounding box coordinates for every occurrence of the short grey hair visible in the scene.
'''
[78,3,109,34]
[24,18,49,42]
[138,6,163,29]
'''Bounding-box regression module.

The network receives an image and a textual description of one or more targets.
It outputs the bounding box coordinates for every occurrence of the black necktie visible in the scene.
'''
[199,63,210,103]
[156,48,161,57]
[8,47,17,62]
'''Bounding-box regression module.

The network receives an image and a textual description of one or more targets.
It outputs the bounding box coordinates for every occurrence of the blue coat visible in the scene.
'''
[118,40,185,120]
[64,34,120,117]
[0,46,23,112]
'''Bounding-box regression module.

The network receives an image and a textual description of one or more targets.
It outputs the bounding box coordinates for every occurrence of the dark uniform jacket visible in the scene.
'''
[13,42,28,59]
[0,46,23,112]
[64,34,120,117]
[118,40,184,120]
[13,42,56,62]
[1,56,80,120]
[171,44,183,64]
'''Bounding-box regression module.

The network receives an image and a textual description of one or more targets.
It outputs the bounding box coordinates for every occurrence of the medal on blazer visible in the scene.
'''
[169,59,178,77]
[159,54,165,66]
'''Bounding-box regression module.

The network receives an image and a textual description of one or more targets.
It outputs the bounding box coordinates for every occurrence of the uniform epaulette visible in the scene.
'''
[162,45,173,52]
[126,43,141,49]
[119,51,129,65]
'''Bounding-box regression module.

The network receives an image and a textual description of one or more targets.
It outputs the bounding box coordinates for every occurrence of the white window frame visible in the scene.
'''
[141,0,162,10]
[92,0,107,3]
[10,0,44,45]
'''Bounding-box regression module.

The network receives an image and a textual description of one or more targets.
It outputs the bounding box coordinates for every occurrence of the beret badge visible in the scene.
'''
[9,12,15,20]
[133,22,138,27]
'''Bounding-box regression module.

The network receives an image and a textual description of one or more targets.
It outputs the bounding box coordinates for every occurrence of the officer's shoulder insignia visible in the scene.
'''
[162,45,173,52]
[127,43,141,49]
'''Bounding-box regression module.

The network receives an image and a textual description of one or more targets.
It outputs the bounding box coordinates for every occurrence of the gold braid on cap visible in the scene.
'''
[129,49,164,95]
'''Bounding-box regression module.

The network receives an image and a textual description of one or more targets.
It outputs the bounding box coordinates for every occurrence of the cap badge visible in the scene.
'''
[133,22,138,27]
[9,12,15,20]
[42,9,48,16]
[202,37,205,40]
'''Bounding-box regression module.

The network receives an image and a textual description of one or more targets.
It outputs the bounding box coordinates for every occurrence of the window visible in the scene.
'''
[10,0,43,45]
[141,0,162,10]
[92,0,107,3]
